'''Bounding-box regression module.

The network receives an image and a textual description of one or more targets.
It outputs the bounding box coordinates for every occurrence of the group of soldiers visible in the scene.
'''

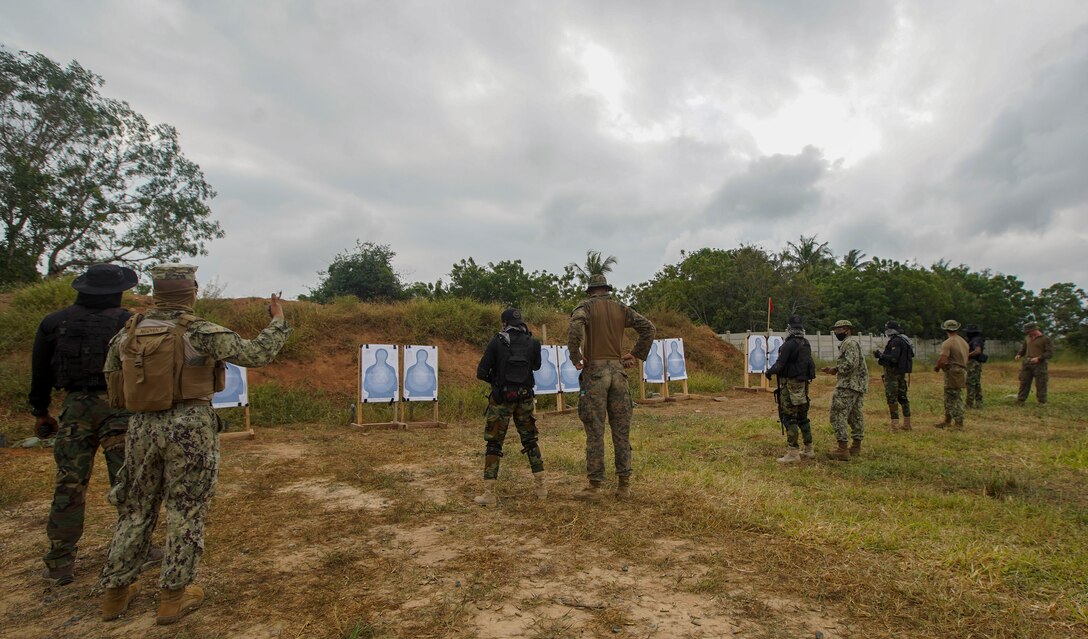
[763,315,1054,463]
[28,263,1056,625]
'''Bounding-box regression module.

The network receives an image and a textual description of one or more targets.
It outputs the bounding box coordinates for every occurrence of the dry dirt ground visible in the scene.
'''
[0,392,854,639]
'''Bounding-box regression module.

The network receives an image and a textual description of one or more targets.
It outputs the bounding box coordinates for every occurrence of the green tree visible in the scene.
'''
[569,250,617,285]
[308,241,406,303]
[783,235,834,275]
[841,248,870,270]
[1036,282,1088,339]
[0,49,221,284]
[446,257,563,308]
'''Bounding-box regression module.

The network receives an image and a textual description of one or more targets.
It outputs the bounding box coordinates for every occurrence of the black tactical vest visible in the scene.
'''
[51,306,128,390]
[783,335,815,380]
[498,330,535,389]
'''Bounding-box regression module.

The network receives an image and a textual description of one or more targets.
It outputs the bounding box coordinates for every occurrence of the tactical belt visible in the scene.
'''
[63,385,108,393]
[174,399,212,407]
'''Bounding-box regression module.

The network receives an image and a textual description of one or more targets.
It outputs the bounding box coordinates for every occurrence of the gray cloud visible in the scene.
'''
[705,146,829,220]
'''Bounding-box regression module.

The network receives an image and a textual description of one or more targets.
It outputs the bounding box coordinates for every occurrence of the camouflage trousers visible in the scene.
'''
[101,405,220,590]
[966,360,983,407]
[578,360,633,482]
[44,392,130,569]
[882,369,911,418]
[482,394,543,479]
[944,388,965,423]
[829,388,864,442]
[1017,363,1048,403]
[777,379,812,447]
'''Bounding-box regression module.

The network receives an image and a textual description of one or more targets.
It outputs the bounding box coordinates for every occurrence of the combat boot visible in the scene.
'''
[141,546,164,572]
[615,476,631,499]
[102,582,139,621]
[575,481,603,501]
[533,472,548,499]
[473,479,497,506]
[42,563,74,586]
[156,585,204,625]
[849,439,862,457]
[826,440,850,461]
[902,416,912,431]
[776,446,801,464]
[889,418,900,432]
[952,420,964,431]
[801,443,815,459]
[934,417,951,429]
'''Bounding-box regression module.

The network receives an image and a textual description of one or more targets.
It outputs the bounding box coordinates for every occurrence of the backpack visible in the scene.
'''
[500,330,534,388]
[52,307,128,389]
[110,313,224,411]
[893,335,914,373]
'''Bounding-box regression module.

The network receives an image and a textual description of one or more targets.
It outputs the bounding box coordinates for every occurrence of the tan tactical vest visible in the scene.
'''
[582,297,627,361]
[109,313,225,411]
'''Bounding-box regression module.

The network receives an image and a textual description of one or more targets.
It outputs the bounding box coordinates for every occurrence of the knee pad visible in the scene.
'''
[485,442,504,457]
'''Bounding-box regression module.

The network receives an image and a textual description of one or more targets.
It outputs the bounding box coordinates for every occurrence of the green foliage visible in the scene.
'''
[308,241,407,303]
[404,297,498,346]
[0,276,76,355]
[445,257,568,308]
[0,48,220,284]
[248,383,344,426]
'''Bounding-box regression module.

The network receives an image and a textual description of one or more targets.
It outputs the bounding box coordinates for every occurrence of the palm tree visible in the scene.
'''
[841,248,870,270]
[569,250,618,282]
[784,235,834,273]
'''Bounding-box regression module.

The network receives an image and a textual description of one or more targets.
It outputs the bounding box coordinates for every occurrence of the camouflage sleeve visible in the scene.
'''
[840,340,862,375]
[1016,341,1026,358]
[1041,336,1054,361]
[188,318,291,368]
[103,334,123,374]
[567,303,588,366]
[625,306,656,360]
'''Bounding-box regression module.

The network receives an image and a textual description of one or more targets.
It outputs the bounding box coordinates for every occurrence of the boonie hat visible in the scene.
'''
[586,273,613,292]
[885,320,901,331]
[941,319,961,331]
[832,320,853,329]
[787,314,803,329]
[1023,321,1039,332]
[71,263,138,295]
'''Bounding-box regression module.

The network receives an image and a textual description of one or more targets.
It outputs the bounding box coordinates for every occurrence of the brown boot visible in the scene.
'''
[615,476,631,499]
[849,439,862,457]
[776,446,801,464]
[889,418,900,432]
[934,418,950,429]
[575,481,603,501]
[473,479,497,506]
[156,585,205,625]
[952,420,964,431]
[902,416,912,431]
[826,440,850,461]
[102,583,139,621]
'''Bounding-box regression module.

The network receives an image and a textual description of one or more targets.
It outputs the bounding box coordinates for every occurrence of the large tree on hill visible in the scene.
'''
[569,250,617,283]
[0,48,221,284]
[783,235,834,274]
[308,241,406,303]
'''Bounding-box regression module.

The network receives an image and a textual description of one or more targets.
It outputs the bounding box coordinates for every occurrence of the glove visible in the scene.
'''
[873,349,882,359]
[34,414,59,439]
[764,370,772,380]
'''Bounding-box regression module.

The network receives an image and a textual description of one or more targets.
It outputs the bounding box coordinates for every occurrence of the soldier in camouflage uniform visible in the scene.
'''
[1015,321,1053,404]
[965,324,986,408]
[473,308,545,506]
[934,320,969,430]
[567,274,655,499]
[873,320,914,431]
[765,315,817,463]
[28,264,154,585]
[99,264,290,624]
[823,320,868,461]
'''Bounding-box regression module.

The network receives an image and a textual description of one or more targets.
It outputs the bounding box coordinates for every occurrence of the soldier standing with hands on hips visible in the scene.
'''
[1015,321,1053,404]
[934,320,969,430]
[99,264,290,625]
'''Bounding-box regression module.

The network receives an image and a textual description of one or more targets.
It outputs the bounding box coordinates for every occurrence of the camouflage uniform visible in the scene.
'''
[936,323,969,427]
[780,379,812,446]
[100,265,290,591]
[882,371,910,419]
[830,336,868,442]
[482,396,543,479]
[966,360,983,408]
[44,392,130,570]
[568,287,655,483]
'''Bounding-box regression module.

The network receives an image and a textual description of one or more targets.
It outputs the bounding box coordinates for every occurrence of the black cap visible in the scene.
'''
[885,320,901,331]
[965,324,980,333]
[501,307,526,327]
[71,264,139,294]
[787,314,803,329]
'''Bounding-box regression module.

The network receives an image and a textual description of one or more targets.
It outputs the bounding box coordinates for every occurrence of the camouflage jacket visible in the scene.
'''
[567,293,655,366]
[104,310,291,375]
[835,336,869,393]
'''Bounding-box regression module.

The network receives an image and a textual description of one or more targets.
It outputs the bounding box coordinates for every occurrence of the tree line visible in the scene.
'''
[304,239,1088,349]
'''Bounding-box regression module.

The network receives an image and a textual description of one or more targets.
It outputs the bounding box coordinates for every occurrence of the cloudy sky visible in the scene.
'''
[4,1,1087,297]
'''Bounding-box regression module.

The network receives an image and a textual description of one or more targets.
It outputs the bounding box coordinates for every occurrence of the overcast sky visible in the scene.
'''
[3,1,1087,297]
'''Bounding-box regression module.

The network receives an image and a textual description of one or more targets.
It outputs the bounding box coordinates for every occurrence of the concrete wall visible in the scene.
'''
[718,331,1019,362]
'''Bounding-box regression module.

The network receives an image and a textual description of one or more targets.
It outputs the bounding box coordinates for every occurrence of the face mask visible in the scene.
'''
[835,332,848,342]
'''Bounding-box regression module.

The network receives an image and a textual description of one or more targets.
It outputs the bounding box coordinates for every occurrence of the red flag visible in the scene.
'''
[768,297,773,313]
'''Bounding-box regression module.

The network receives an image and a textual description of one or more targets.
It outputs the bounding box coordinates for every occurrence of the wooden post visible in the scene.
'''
[640,376,646,400]
[743,334,750,388]
[356,347,364,426]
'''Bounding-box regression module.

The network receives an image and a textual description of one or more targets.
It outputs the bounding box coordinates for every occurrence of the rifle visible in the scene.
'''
[772,375,785,435]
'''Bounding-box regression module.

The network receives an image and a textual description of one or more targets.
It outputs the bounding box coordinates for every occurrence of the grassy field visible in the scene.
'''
[0,361,1085,638]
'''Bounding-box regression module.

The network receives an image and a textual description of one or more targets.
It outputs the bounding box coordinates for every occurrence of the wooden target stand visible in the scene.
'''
[218,404,255,440]
[635,340,692,405]
[534,325,577,417]
[733,334,773,393]
[350,345,447,431]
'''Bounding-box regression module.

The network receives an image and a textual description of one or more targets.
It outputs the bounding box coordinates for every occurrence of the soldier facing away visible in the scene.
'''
[473,307,546,506]
[765,315,817,463]
[567,274,655,499]
[1015,321,1053,404]
[965,324,987,408]
[28,264,160,585]
[934,320,969,430]
[874,320,914,431]
[823,320,868,461]
[99,264,290,624]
